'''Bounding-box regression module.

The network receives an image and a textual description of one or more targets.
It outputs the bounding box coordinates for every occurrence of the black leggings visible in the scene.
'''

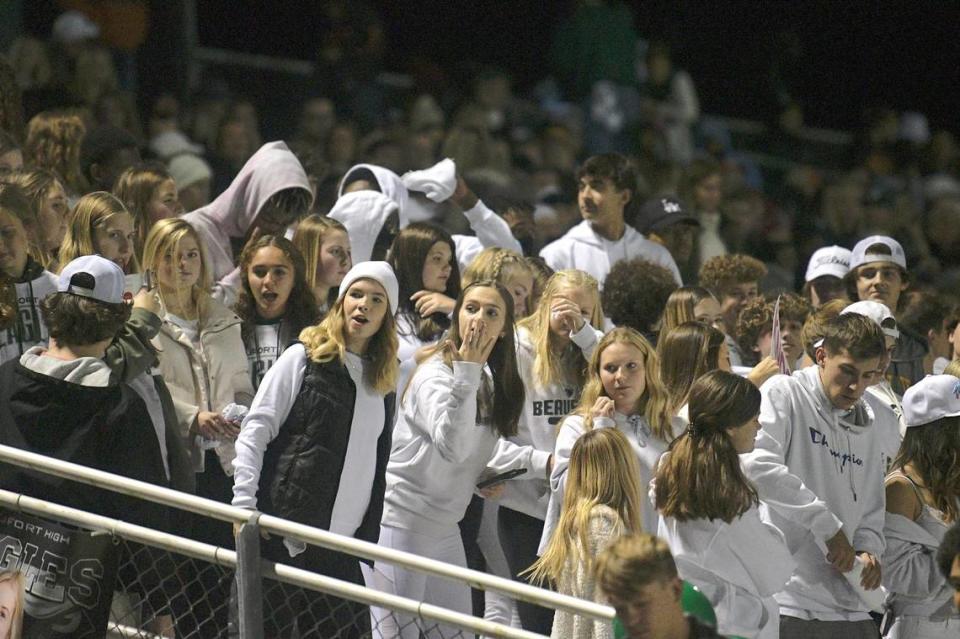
[497,506,554,634]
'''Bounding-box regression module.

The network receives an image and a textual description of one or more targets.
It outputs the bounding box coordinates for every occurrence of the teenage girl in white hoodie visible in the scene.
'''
[545,327,674,542]
[372,280,527,639]
[498,268,604,633]
[655,370,795,639]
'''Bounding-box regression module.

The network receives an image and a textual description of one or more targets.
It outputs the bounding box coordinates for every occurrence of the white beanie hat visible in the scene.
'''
[337,261,399,313]
[168,154,213,191]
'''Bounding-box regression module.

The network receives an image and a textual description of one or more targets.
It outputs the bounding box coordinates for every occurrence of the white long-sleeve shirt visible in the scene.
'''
[495,323,603,519]
[382,356,530,533]
[453,199,524,267]
[741,366,886,621]
[232,344,384,538]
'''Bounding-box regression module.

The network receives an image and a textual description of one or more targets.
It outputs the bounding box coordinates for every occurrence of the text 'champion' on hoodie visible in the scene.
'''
[539,220,682,289]
[741,365,886,621]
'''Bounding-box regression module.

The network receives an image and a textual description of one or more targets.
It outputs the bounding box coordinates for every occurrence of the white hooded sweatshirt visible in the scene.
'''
[657,491,796,639]
[339,163,410,229]
[328,190,399,265]
[741,366,886,621]
[539,220,682,288]
[183,141,311,295]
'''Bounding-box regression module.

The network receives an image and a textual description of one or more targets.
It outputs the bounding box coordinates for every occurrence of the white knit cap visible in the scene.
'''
[57,255,125,304]
[337,261,399,313]
[168,154,213,191]
[805,246,852,282]
[850,235,907,271]
[902,374,960,427]
[841,300,900,340]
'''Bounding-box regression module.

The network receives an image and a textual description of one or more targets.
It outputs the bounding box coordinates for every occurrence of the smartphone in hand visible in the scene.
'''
[476,468,527,490]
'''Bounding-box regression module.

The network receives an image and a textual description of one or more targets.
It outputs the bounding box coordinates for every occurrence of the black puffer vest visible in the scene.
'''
[257,356,395,543]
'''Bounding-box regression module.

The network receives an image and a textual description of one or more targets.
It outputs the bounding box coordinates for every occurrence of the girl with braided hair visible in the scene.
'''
[654,370,794,639]
[462,246,535,318]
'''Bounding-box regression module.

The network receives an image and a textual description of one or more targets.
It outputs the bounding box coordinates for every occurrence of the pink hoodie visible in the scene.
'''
[183,141,311,285]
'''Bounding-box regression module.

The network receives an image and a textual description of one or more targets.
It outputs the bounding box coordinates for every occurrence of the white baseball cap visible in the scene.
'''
[805,246,852,282]
[57,255,126,304]
[850,235,907,271]
[338,261,399,313]
[840,300,900,340]
[902,374,960,428]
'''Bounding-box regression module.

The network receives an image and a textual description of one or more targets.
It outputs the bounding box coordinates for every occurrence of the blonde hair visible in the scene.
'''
[113,162,174,260]
[660,286,718,337]
[0,570,24,639]
[59,191,140,273]
[142,218,211,322]
[298,285,399,395]
[944,359,960,378]
[292,214,349,301]
[7,168,65,270]
[24,110,87,195]
[527,428,644,586]
[518,269,603,389]
[573,327,673,443]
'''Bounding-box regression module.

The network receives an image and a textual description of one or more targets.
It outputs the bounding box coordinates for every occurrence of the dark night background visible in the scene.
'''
[15,1,960,133]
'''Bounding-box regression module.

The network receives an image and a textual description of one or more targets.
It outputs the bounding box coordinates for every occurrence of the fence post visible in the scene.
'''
[236,513,264,639]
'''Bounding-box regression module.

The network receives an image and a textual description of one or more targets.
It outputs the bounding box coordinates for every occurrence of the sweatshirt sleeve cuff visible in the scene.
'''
[594,416,616,430]
[570,322,599,350]
[452,360,484,386]
[462,200,494,226]
[530,449,552,478]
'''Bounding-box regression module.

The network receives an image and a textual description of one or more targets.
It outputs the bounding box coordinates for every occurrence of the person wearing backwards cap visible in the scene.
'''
[0,255,167,528]
[634,196,700,280]
[882,374,960,638]
[232,261,399,638]
[804,245,852,308]
[846,235,926,394]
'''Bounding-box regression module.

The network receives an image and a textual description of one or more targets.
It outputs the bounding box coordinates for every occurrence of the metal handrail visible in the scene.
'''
[0,445,614,621]
[0,489,546,639]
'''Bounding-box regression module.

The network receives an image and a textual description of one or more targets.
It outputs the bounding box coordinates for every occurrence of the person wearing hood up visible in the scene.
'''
[740,313,888,639]
[539,153,681,289]
[183,141,313,305]
[338,159,523,267]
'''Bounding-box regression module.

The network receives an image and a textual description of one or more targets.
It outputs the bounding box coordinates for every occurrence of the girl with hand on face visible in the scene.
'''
[495,268,604,633]
[655,370,795,639]
[142,219,254,539]
[528,428,644,639]
[372,280,526,639]
[232,262,399,638]
[234,235,318,390]
[388,222,461,388]
[8,168,68,271]
[545,327,673,539]
[113,162,182,260]
[292,213,351,315]
[0,184,58,364]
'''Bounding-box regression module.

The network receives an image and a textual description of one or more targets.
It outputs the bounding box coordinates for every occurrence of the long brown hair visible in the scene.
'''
[527,428,644,586]
[571,327,673,443]
[655,370,760,523]
[892,416,960,523]
[388,222,460,342]
[24,110,87,195]
[113,161,175,259]
[292,213,350,309]
[658,321,726,414]
[660,286,719,337]
[235,234,319,348]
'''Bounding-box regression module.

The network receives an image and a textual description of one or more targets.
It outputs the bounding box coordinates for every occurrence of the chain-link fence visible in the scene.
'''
[0,445,609,639]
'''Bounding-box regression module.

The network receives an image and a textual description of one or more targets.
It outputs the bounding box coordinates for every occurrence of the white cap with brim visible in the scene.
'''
[57,255,125,304]
[337,261,399,314]
[168,154,213,191]
[805,245,852,282]
[850,235,907,271]
[840,300,900,340]
[902,374,960,427]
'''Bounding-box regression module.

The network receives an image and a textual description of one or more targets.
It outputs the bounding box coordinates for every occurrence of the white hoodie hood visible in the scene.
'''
[338,163,409,228]
[183,141,311,282]
[328,190,399,264]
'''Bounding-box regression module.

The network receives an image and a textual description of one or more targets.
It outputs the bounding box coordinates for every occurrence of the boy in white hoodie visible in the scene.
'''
[742,313,888,639]
[539,153,681,288]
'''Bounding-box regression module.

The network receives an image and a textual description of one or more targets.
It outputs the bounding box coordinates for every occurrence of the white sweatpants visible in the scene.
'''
[370,524,472,639]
